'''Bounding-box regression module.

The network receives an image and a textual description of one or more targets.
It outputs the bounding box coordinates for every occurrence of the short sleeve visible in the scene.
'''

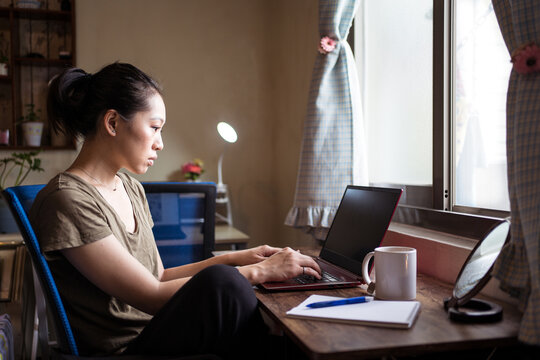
[32,188,113,253]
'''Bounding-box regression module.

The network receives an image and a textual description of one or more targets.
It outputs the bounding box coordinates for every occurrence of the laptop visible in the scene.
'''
[260,185,402,291]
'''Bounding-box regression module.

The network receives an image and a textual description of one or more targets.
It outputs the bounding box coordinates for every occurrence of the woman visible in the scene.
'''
[30,62,321,358]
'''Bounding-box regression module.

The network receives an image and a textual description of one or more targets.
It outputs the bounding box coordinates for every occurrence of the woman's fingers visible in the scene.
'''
[261,245,282,257]
[292,251,322,279]
[302,265,322,279]
[301,257,322,279]
[256,247,323,282]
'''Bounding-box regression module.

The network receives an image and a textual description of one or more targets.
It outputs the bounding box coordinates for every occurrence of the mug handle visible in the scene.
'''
[362,251,375,285]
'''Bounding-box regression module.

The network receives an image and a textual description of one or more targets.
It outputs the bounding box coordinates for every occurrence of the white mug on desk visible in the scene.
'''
[362,246,417,300]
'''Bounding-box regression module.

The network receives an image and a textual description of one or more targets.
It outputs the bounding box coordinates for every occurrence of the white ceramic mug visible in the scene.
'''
[362,246,417,300]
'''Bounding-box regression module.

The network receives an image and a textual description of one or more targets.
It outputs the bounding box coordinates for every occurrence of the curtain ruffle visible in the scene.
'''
[285,206,336,228]
[285,206,336,241]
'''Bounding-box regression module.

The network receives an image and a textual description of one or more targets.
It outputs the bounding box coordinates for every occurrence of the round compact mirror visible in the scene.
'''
[443,220,510,322]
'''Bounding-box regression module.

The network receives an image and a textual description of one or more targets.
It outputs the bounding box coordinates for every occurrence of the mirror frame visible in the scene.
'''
[443,219,510,321]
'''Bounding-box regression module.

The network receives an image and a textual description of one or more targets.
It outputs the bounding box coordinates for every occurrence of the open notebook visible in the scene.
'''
[286,294,421,329]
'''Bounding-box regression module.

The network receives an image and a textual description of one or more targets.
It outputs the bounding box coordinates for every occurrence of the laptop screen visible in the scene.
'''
[320,186,402,277]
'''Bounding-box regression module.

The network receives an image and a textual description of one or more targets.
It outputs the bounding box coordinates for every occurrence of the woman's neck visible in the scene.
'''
[67,140,120,189]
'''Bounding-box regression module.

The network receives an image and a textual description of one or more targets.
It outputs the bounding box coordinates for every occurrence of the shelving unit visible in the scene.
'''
[0,0,75,150]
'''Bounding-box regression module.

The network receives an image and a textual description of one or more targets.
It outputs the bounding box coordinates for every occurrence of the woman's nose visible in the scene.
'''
[154,134,164,151]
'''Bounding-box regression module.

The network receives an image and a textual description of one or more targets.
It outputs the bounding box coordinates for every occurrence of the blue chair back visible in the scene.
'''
[142,182,216,268]
[3,185,79,356]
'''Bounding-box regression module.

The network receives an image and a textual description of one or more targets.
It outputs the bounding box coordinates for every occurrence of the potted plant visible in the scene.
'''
[19,103,43,147]
[0,151,44,233]
[181,158,205,181]
[0,151,44,191]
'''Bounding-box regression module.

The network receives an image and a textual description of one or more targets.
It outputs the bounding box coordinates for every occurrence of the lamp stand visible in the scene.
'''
[216,153,233,225]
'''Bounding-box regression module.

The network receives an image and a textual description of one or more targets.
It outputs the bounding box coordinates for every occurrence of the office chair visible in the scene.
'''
[142,182,216,268]
[3,184,219,359]
[3,184,70,359]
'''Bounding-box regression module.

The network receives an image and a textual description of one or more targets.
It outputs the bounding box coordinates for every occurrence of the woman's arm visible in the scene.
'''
[63,237,321,315]
[159,253,236,281]
[162,245,323,284]
[62,234,187,315]
[159,245,283,281]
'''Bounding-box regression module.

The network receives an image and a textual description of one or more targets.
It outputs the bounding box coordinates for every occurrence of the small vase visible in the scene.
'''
[22,122,43,147]
[0,63,7,76]
[0,129,8,145]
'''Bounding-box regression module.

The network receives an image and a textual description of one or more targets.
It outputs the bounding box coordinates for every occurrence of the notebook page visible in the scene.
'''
[286,294,421,329]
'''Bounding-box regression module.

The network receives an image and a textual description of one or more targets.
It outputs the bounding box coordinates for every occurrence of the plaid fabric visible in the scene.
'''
[492,0,540,345]
[285,0,368,240]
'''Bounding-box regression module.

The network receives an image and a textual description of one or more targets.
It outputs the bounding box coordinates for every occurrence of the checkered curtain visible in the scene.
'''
[285,0,368,240]
[492,0,540,345]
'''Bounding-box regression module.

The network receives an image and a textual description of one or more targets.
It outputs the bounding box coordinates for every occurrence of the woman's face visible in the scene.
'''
[116,93,166,174]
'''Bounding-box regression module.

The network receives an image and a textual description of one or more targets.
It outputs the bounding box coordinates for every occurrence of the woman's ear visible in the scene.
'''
[103,109,118,136]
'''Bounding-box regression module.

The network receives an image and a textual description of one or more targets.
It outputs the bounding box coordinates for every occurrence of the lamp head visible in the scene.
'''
[217,122,238,143]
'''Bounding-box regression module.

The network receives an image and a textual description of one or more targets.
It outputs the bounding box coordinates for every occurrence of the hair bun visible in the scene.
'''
[47,62,160,140]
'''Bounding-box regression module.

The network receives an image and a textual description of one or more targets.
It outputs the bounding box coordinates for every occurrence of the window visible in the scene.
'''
[355,0,510,221]
[453,0,510,212]
[357,0,433,187]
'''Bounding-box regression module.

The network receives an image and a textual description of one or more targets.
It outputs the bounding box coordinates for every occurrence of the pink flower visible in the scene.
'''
[511,42,540,74]
[182,164,201,174]
[318,36,337,55]
[181,159,205,180]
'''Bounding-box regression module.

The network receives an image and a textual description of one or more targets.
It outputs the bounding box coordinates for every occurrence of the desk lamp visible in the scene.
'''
[216,122,237,225]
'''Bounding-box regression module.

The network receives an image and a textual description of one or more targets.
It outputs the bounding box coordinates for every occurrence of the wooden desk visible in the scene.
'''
[214,224,249,250]
[256,274,522,359]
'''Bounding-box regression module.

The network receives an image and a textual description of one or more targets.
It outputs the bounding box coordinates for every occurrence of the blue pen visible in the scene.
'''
[306,296,373,309]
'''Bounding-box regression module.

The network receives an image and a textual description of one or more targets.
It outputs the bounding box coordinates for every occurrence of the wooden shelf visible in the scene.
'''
[0,1,76,149]
[12,7,71,21]
[0,144,74,151]
[15,57,73,66]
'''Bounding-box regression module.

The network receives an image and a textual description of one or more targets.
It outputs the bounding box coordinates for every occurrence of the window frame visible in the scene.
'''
[356,0,510,239]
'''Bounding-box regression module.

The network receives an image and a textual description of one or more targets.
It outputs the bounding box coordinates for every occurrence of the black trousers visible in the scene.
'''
[124,264,269,359]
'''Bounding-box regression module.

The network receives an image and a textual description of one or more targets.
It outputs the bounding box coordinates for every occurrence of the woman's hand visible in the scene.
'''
[227,245,282,266]
[237,247,321,284]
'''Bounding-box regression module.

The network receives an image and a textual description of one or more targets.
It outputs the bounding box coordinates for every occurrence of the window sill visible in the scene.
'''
[384,223,474,285]
[383,222,517,305]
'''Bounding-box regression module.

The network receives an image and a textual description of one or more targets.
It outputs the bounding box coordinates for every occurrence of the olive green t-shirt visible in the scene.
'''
[29,172,159,355]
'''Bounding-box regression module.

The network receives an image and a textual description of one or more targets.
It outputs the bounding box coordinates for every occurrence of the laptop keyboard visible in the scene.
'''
[295,271,339,284]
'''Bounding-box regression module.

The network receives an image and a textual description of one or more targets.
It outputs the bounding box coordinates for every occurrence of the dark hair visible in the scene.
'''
[47,62,162,139]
